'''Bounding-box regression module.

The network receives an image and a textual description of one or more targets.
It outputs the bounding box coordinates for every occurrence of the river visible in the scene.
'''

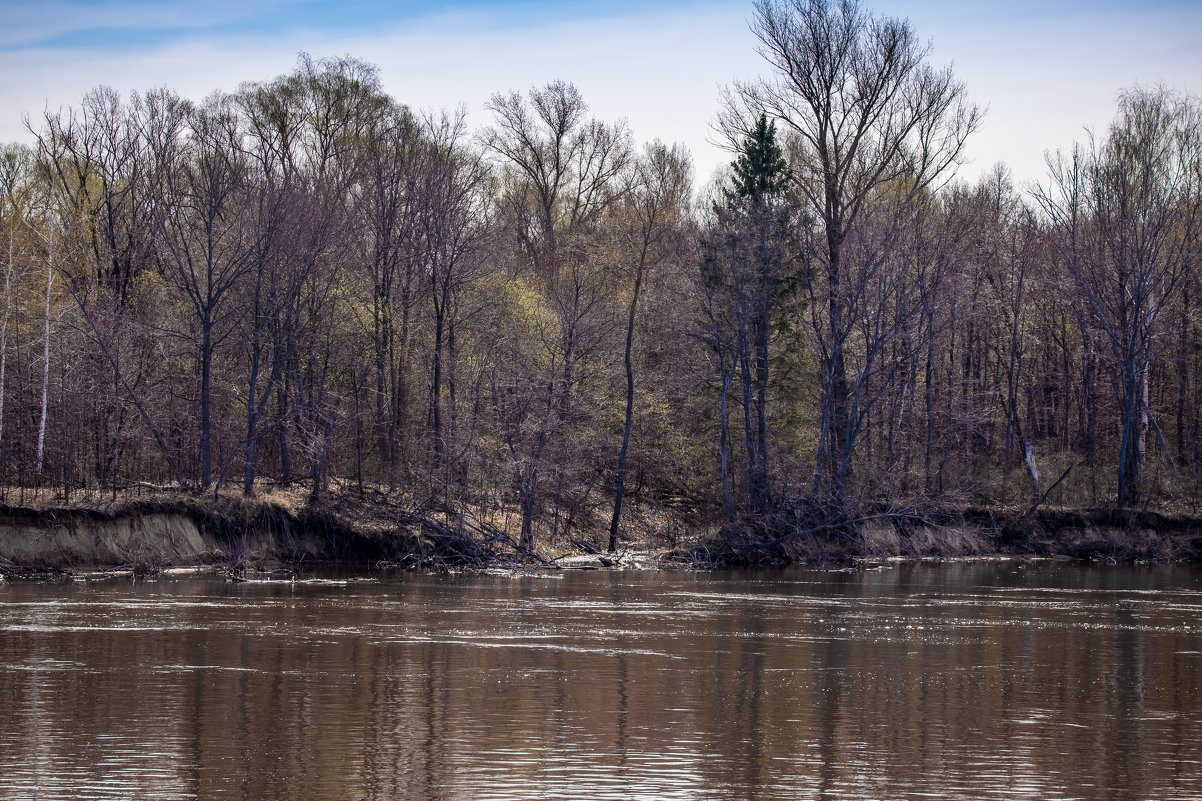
[0,562,1199,800]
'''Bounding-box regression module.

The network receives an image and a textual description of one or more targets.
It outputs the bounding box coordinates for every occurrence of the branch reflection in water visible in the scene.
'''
[0,563,1200,800]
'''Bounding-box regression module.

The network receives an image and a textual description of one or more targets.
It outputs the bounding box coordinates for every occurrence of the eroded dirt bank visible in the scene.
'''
[4,496,1202,575]
[692,506,1202,566]
[0,499,419,575]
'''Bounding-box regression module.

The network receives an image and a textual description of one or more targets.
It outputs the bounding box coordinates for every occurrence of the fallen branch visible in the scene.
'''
[1023,464,1076,519]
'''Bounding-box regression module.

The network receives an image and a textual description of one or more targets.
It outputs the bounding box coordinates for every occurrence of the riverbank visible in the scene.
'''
[0,488,433,577]
[0,485,679,576]
[686,503,1202,566]
[2,488,1201,576]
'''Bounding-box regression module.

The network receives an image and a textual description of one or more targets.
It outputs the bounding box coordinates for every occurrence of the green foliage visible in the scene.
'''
[728,115,791,204]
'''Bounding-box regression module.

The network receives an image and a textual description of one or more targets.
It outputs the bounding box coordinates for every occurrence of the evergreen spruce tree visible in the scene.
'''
[701,115,800,513]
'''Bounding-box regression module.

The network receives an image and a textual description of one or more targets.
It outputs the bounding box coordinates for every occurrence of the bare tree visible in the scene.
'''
[482,81,631,549]
[233,79,318,496]
[147,91,260,489]
[1038,88,1202,506]
[0,146,34,460]
[34,88,160,308]
[975,168,1045,498]
[349,105,423,474]
[419,110,491,489]
[721,0,980,500]
[0,144,64,479]
[608,141,693,550]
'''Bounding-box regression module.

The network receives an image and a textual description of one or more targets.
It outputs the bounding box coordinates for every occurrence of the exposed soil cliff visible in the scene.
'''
[685,504,1202,567]
[0,498,420,575]
[4,493,1202,576]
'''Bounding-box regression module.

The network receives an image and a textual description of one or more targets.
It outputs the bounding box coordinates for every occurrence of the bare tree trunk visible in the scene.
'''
[719,359,736,523]
[392,281,413,479]
[111,358,121,499]
[354,373,364,494]
[243,280,264,496]
[519,467,539,551]
[0,237,11,449]
[1177,285,1190,459]
[242,267,288,497]
[430,297,446,476]
[277,379,292,484]
[374,296,391,466]
[609,268,643,551]
[754,312,771,510]
[737,328,757,509]
[448,315,463,488]
[1138,357,1150,494]
[1118,354,1147,507]
[826,246,850,498]
[1081,327,1098,502]
[923,312,935,495]
[199,323,212,489]
[243,369,261,496]
[35,241,54,476]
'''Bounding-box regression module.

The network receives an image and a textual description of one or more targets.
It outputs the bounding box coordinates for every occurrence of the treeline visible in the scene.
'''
[1,0,1200,548]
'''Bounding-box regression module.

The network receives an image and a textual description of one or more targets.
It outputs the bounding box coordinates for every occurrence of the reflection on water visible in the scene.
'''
[1,563,1200,800]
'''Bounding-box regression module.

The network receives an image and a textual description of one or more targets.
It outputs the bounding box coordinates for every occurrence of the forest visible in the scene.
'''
[0,0,1200,560]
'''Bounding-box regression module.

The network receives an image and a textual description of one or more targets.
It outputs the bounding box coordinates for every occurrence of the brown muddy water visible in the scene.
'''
[0,562,1200,800]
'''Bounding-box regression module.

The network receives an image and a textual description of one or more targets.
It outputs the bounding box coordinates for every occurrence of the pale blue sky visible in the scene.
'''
[1,1,698,50]
[1,0,1199,184]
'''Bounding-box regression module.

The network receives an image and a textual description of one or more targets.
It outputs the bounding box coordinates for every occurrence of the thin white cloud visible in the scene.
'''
[0,1,295,47]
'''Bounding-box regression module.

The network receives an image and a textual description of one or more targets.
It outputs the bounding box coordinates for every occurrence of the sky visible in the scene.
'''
[1,0,1199,187]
